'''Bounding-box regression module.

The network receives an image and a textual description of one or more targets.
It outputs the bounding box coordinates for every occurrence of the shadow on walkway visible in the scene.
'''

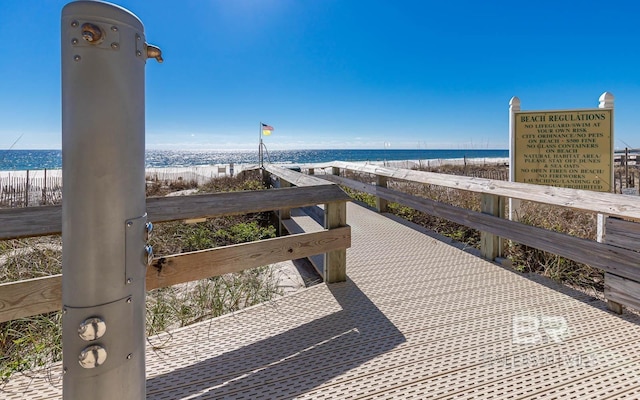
[146,279,406,399]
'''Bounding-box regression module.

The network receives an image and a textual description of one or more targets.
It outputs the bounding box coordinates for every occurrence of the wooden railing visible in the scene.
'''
[0,166,351,323]
[309,161,640,315]
[264,165,348,283]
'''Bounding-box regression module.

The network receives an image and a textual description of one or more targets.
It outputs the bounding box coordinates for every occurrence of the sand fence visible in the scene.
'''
[0,159,511,208]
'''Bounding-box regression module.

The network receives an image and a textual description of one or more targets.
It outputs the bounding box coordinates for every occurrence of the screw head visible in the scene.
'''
[71,20,79,27]
[110,42,119,50]
[136,50,142,57]
[73,55,81,62]
[127,221,133,227]
[126,353,132,360]
[126,278,132,284]
[126,297,132,304]
[110,26,118,32]
[71,38,78,45]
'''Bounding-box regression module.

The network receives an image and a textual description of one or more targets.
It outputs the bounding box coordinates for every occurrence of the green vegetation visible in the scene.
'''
[0,170,281,381]
[146,214,278,336]
[343,163,605,293]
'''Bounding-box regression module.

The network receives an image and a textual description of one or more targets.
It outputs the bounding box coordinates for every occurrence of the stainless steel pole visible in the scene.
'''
[61,1,160,398]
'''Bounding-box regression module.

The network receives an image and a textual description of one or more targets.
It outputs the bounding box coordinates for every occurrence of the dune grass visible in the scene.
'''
[343,163,607,294]
[0,170,281,381]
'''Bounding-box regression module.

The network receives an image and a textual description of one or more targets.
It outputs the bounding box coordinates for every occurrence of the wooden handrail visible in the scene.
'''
[0,171,352,322]
[320,163,640,314]
[0,227,351,323]
[263,164,334,187]
[0,185,351,240]
[319,174,640,282]
[263,165,349,283]
[326,161,640,221]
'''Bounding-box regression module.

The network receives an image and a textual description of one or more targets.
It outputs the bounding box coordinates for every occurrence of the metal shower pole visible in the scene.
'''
[61,1,161,398]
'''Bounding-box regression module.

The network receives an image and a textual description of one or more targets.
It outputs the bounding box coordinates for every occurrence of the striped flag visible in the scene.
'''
[262,123,274,136]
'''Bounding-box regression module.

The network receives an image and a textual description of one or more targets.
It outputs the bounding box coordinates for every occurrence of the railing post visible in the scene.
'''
[279,179,292,235]
[597,94,615,310]
[308,168,314,175]
[375,174,388,212]
[508,96,522,221]
[331,167,340,176]
[61,2,159,399]
[480,194,503,260]
[324,200,347,283]
[262,168,271,188]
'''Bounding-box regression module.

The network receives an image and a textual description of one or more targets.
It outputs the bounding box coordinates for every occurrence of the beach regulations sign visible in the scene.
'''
[511,96,613,192]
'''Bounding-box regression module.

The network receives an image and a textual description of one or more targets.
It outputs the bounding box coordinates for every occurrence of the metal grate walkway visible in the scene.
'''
[5,202,640,399]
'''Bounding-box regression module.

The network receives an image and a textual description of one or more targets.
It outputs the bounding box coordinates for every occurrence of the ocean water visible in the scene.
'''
[0,149,508,171]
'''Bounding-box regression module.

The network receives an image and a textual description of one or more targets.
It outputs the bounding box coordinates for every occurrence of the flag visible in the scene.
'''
[262,123,274,136]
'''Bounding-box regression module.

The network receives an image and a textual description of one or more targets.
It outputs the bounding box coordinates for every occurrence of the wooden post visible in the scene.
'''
[602,218,640,314]
[25,170,29,207]
[331,167,340,176]
[262,169,271,188]
[308,168,314,175]
[279,180,292,235]
[605,276,624,314]
[324,201,347,283]
[43,169,47,205]
[375,174,388,213]
[508,96,521,221]
[625,148,630,188]
[597,92,615,253]
[480,193,503,260]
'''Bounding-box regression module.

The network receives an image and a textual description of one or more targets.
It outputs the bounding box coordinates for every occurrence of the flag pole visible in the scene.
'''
[259,122,263,168]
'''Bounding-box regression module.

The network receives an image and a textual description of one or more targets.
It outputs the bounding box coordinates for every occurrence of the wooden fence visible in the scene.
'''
[0,166,351,322]
[0,171,63,208]
[0,166,244,208]
[310,161,640,315]
[5,160,640,319]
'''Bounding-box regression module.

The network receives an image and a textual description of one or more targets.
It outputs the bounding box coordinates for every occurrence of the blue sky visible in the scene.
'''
[1,0,639,151]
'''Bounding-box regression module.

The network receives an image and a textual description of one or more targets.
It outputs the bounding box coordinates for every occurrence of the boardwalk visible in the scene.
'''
[5,202,640,399]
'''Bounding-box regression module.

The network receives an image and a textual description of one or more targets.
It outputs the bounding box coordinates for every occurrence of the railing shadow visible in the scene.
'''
[145,279,406,399]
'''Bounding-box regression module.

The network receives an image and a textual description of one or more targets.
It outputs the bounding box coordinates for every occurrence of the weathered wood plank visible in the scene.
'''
[605,273,640,312]
[148,185,350,223]
[0,227,351,321]
[279,180,292,220]
[264,164,335,187]
[320,174,640,281]
[605,218,640,252]
[0,275,62,323]
[281,218,325,277]
[324,202,347,283]
[480,193,502,260]
[329,161,640,221]
[376,175,389,213]
[0,205,62,241]
[0,185,350,240]
[147,227,351,290]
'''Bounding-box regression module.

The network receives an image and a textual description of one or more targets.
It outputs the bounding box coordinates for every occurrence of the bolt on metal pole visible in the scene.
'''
[61,1,160,399]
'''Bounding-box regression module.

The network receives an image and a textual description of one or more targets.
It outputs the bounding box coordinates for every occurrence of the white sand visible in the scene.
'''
[0,157,510,180]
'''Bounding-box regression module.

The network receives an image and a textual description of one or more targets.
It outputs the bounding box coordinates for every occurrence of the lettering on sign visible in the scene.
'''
[514,110,612,192]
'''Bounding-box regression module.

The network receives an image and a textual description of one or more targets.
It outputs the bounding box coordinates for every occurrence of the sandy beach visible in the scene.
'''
[0,157,510,180]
